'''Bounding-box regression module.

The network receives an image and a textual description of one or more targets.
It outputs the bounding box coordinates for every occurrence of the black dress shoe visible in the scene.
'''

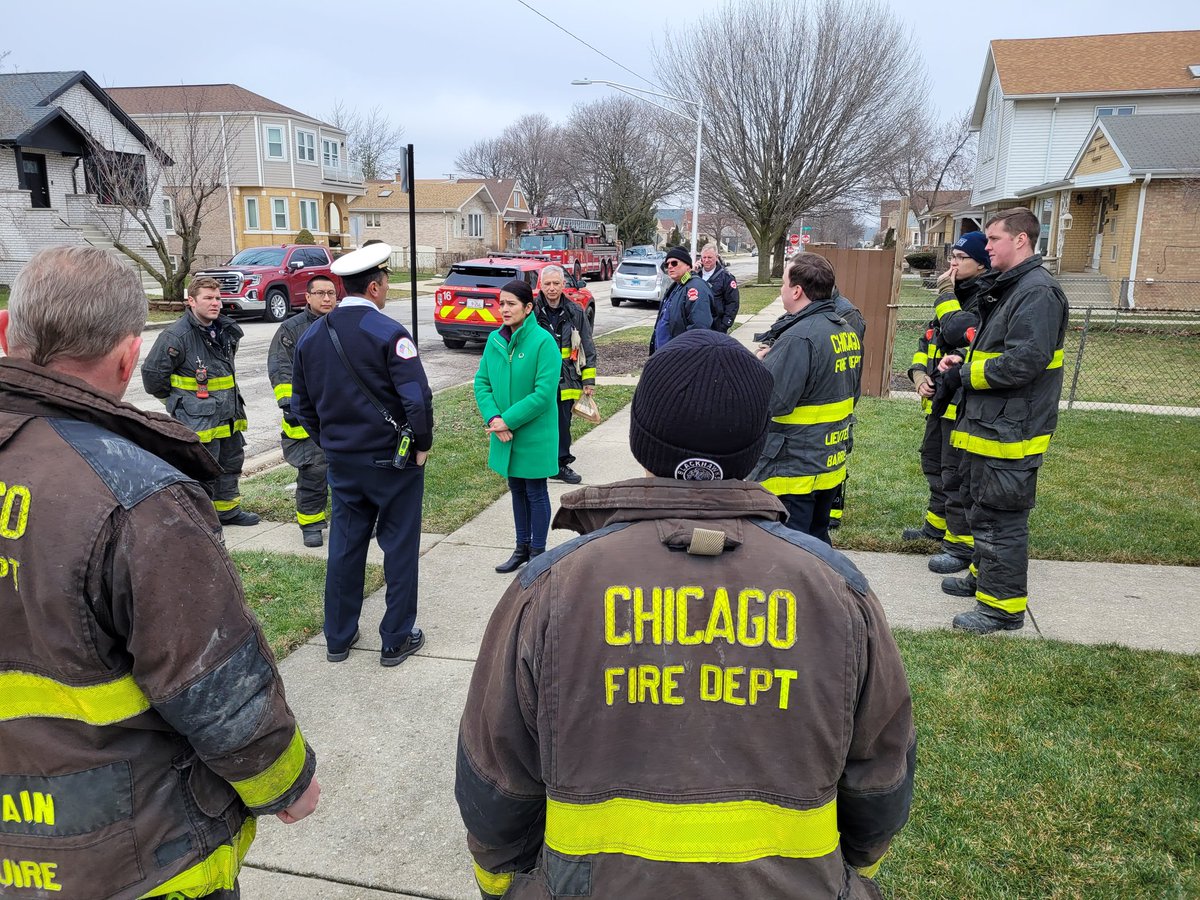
[495,544,531,573]
[553,465,583,485]
[381,628,425,667]
[326,629,360,662]
[219,509,261,527]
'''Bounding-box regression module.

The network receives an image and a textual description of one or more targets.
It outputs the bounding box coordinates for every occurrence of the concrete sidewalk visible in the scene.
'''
[235,298,1200,898]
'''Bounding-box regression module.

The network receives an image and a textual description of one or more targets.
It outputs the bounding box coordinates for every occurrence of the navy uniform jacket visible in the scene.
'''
[704,264,741,332]
[292,299,434,455]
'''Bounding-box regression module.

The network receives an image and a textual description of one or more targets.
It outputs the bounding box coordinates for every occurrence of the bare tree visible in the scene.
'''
[656,0,928,283]
[560,97,688,246]
[79,90,243,301]
[454,136,510,179]
[328,101,406,181]
[882,107,975,244]
[497,113,566,216]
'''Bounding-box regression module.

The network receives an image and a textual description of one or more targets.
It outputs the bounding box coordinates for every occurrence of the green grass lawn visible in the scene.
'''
[885,630,1200,898]
[233,551,383,659]
[388,270,438,282]
[736,283,782,317]
[0,288,8,310]
[837,398,1200,565]
[595,326,654,347]
[242,383,637,536]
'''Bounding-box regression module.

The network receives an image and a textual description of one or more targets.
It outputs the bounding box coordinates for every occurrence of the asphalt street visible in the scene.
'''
[125,257,759,460]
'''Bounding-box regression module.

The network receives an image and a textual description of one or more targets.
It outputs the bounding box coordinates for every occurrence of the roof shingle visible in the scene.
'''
[351,180,498,212]
[106,84,323,123]
[1100,113,1200,173]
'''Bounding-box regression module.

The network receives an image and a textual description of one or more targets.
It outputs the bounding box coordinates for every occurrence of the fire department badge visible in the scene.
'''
[674,458,723,481]
[730,279,737,289]
[687,288,699,301]
[395,337,418,359]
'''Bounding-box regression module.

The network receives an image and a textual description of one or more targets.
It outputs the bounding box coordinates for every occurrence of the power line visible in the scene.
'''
[514,0,661,91]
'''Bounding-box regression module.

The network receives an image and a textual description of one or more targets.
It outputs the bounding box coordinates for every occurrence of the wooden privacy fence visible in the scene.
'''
[806,246,901,397]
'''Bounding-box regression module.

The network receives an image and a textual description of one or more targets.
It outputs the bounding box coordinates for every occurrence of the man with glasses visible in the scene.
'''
[649,247,713,354]
[268,274,340,546]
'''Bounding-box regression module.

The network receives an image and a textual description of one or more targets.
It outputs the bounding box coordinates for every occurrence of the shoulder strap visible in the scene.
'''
[326,320,398,430]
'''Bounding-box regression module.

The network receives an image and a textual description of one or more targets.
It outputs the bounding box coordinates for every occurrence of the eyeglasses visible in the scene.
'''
[308,290,337,297]
[950,253,970,261]
[665,260,684,268]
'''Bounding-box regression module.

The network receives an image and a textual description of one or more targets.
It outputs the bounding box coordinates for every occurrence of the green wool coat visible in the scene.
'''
[474,314,561,479]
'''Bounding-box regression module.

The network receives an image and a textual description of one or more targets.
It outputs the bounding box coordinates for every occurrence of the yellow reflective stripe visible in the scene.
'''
[478,308,499,323]
[281,419,309,440]
[828,507,843,520]
[977,591,1028,614]
[273,383,293,401]
[772,397,854,426]
[940,402,958,420]
[581,367,596,381]
[857,858,883,879]
[944,531,974,547]
[228,726,307,809]
[966,349,1063,370]
[212,498,241,512]
[760,467,846,497]
[969,563,978,577]
[560,347,572,359]
[920,397,933,415]
[140,818,255,898]
[0,671,149,725]
[233,418,247,434]
[296,510,325,525]
[968,360,990,390]
[560,388,582,401]
[545,796,839,863]
[935,297,961,319]
[911,351,928,366]
[925,510,947,532]
[169,375,235,392]
[951,430,1052,459]
[194,424,231,443]
[473,863,514,897]
[1046,348,1064,369]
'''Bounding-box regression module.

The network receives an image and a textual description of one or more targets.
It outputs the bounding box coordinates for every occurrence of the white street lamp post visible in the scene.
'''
[571,78,703,257]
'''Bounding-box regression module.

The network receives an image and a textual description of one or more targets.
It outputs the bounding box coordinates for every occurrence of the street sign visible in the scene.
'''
[788,233,800,246]
[801,233,811,244]
[802,226,813,232]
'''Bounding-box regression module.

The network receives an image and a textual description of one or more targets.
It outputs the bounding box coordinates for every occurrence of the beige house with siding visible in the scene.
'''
[458,177,532,249]
[349,178,501,265]
[105,84,365,269]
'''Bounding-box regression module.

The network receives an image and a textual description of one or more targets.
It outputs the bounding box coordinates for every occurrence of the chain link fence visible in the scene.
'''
[891,277,1200,415]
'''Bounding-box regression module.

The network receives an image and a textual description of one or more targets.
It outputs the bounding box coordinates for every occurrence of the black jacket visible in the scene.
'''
[703,264,740,333]
[534,294,598,401]
[268,308,321,440]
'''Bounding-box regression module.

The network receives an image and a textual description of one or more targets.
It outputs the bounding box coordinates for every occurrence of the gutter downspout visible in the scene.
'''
[1127,172,1151,309]
[220,114,236,256]
[1043,96,1060,181]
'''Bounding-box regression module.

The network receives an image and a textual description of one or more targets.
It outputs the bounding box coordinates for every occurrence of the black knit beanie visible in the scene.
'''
[630,330,773,480]
[660,246,692,271]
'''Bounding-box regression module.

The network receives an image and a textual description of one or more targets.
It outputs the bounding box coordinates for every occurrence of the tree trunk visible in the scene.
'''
[771,235,786,280]
[753,226,772,283]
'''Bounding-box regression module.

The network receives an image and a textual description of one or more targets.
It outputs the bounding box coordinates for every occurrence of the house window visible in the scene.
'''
[264,125,286,160]
[245,197,260,230]
[272,197,289,230]
[296,129,316,163]
[299,199,319,231]
[980,84,1000,162]
[323,139,340,169]
[1096,106,1135,118]
[163,197,175,232]
[1038,198,1053,255]
[467,213,483,238]
[365,212,381,227]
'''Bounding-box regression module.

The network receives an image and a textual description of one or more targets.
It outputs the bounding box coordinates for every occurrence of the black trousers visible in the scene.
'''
[960,453,1039,615]
[324,450,425,650]
[780,488,838,545]
[202,429,246,514]
[918,413,947,534]
[939,418,973,560]
[557,396,575,467]
[282,435,328,526]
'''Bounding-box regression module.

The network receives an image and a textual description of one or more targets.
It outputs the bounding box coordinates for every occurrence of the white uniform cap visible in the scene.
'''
[331,242,392,277]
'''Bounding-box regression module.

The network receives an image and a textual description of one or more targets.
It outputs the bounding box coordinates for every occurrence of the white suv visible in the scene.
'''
[611,257,670,306]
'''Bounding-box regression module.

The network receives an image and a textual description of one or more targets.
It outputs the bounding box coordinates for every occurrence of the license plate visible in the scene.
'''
[467,298,484,309]
[629,278,640,286]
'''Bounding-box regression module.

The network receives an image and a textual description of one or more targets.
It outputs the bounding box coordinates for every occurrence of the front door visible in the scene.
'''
[21,153,50,209]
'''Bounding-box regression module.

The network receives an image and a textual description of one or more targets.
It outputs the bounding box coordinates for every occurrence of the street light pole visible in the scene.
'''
[572,78,704,258]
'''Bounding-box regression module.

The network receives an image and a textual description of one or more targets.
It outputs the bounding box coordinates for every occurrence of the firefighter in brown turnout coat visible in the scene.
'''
[456,330,915,899]
[0,247,319,899]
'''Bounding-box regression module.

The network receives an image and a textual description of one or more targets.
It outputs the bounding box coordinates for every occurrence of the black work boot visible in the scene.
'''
[929,553,970,574]
[902,523,942,542]
[219,508,260,527]
[941,573,977,597]
[953,602,1025,635]
[301,525,324,548]
[553,465,583,485]
[495,544,531,574]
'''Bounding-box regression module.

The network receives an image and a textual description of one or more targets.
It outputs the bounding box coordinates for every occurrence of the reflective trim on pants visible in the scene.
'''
[761,466,846,497]
[473,863,513,898]
[140,819,255,898]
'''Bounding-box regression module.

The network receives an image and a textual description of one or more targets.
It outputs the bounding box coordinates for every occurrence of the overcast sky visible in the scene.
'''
[4,0,1191,181]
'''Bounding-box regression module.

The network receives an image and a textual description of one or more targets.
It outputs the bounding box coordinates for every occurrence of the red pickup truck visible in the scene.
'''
[195,245,345,322]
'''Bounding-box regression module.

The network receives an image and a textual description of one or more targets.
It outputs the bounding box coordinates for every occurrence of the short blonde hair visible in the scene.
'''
[8,246,147,366]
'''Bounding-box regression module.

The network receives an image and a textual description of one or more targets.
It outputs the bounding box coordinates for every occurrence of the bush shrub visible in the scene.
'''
[294,229,315,245]
[905,251,937,271]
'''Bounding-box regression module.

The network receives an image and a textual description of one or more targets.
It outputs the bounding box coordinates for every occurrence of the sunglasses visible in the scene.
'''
[665,260,684,268]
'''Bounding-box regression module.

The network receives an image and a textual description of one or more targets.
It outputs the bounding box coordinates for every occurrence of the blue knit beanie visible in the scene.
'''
[952,232,990,269]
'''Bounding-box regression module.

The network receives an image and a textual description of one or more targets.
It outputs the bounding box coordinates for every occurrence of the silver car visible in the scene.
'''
[611,257,670,306]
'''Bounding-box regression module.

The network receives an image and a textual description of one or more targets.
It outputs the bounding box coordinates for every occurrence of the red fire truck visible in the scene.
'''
[518,216,622,281]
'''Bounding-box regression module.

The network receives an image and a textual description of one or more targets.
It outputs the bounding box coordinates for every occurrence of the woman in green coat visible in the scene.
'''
[474,279,562,573]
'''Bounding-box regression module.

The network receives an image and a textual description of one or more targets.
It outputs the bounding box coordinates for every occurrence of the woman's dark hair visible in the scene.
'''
[500,278,535,308]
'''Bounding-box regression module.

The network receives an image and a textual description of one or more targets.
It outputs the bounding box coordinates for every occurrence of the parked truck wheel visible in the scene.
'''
[587,304,595,325]
[443,337,467,350]
[264,288,289,323]
[574,261,582,281]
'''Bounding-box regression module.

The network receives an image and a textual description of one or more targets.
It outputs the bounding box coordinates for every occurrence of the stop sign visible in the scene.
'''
[801,233,811,244]
[788,233,800,246]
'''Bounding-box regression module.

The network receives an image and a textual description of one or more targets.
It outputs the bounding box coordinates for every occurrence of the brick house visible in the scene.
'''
[349,178,501,264]
[967,30,1200,302]
[105,84,365,269]
[0,71,169,286]
[457,177,531,249]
